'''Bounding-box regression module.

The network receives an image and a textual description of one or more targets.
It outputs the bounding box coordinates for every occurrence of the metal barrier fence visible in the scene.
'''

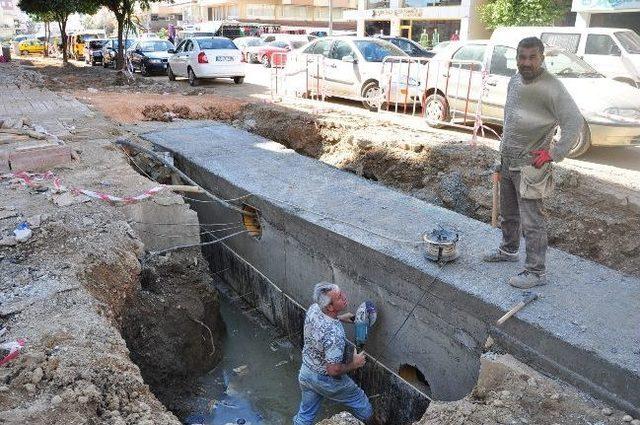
[270,52,502,141]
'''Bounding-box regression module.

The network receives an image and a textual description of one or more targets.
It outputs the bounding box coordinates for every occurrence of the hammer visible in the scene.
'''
[496,291,538,325]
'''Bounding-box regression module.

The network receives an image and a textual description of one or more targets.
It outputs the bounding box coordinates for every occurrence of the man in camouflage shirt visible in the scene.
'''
[483,37,583,289]
[293,282,374,425]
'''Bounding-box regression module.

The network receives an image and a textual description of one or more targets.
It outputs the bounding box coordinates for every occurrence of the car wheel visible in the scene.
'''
[188,67,199,86]
[262,55,271,68]
[558,120,592,158]
[141,63,149,77]
[234,76,244,84]
[102,60,108,68]
[361,81,382,112]
[424,93,449,128]
[167,65,176,81]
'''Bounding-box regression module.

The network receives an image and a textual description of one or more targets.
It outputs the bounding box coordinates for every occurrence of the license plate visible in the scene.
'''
[216,56,233,62]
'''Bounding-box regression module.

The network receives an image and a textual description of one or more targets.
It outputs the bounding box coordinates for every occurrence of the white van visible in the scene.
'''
[491,26,640,87]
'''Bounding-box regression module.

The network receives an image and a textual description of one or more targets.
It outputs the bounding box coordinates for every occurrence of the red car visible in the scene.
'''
[259,40,308,68]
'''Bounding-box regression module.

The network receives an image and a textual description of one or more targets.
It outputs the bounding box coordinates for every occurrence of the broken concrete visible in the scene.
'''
[143,123,640,417]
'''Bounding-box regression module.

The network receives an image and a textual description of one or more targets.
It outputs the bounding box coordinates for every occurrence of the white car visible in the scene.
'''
[425,40,640,157]
[233,36,265,63]
[286,37,423,111]
[167,37,245,86]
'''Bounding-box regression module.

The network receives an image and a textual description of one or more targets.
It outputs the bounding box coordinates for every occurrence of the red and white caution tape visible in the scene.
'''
[1,171,166,205]
[0,338,25,366]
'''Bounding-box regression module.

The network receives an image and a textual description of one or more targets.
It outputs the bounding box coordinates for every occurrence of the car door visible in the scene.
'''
[446,44,487,122]
[170,40,187,76]
[484,45,518,124]
[127,42,139,68]
[182,40,195,73]
[325,40,359,98]
[304,39,331,95]
[582,33,626,79]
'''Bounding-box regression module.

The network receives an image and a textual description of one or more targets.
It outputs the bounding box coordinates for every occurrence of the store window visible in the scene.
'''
[490,46,517,77]
[410,20,460,47]
[585,34,621,56]
[401,0,461,7]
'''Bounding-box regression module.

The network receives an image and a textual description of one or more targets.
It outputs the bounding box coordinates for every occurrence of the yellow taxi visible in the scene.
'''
[18,39,44,55]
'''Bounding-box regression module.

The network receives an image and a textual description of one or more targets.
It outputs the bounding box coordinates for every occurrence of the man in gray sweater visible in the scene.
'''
[483,37,584,289]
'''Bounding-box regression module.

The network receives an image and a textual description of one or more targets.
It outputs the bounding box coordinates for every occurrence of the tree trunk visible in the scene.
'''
[58,20,68,64]
[44,22,49,57]
[116,14,125,70]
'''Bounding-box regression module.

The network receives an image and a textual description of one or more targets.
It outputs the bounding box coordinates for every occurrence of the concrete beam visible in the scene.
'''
[142,123,640,417]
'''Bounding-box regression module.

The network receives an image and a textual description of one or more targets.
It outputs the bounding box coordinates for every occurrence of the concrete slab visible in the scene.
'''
[142,123,640,415]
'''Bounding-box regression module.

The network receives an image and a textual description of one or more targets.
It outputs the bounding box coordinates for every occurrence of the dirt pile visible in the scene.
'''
[140,103,244,122]
[0,76,226,423]
[122,250,224,417]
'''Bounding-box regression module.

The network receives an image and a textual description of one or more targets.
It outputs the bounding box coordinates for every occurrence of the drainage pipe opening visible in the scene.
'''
[399,364,432,397]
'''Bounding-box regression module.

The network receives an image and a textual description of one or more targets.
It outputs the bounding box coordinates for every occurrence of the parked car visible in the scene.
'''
[233,36,265,63]
[287,37,422,111]
[127,38,175,76]
[102,38,135,68]
[167,37,245,86]
[18,38,44,55]
[425,40,640,157]
[491,26,640,87]
[84,39,108,65]
[259,39,308,68]
[376,35,435,58]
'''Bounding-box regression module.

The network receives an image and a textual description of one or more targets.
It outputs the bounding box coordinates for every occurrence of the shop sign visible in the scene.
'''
[572,0,640,11]
[371,7,423,18]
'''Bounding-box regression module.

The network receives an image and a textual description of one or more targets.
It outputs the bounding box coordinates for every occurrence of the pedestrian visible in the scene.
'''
[483,36,583,289]
[293,282,377,425]
[168,24,176,45]
[450,29,459,41]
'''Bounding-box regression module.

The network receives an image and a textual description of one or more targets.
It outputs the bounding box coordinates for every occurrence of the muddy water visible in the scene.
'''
[183,285,340,425]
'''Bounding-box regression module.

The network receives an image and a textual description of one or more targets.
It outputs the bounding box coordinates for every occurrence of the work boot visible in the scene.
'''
[509,270,546,289]
[482,248,519,263]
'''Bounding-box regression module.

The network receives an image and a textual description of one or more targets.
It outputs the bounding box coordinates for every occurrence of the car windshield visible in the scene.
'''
[89,40,106,49]
[615,31,640,54]
[353,39,406,62]
[113,39,134,49]
[246,39,264,47]
[291,41,307,49]
[139,41,173,52]
[197,38,237,49]
[544,49,602,78]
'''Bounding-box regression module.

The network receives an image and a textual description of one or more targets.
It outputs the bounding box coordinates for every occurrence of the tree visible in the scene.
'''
[99,0,159,70]
[28,12,54,57]
[18,0,100,63]
[479,0,570,29]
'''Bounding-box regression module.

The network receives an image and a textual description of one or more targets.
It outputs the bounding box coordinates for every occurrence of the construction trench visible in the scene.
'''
[129,119,639,422]
[2,60,640,424]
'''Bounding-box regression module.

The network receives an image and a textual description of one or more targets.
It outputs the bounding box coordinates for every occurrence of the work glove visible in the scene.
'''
[531,149,552,169]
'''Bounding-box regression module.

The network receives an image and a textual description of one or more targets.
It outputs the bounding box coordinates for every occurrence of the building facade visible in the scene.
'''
[0,0,20,38]
[344,0,489,46]
[573,0,640,33]
[149,0,357,31]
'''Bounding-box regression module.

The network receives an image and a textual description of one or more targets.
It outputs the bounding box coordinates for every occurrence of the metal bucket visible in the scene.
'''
[422,227,460,263]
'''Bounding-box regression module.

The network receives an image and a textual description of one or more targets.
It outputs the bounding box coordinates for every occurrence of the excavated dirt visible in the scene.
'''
[0,62,225,424]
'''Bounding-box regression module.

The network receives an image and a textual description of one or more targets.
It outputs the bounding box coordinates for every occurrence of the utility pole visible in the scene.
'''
[328,0,333,35]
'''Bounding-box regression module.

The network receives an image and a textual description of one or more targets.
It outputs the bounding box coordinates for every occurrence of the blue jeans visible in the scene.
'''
[293,363,373,425]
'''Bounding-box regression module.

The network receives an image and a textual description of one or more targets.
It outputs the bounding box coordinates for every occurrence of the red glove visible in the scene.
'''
[531,150,552,168]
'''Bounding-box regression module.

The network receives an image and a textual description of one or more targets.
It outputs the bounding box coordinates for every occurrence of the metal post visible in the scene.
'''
[328,0,333,36]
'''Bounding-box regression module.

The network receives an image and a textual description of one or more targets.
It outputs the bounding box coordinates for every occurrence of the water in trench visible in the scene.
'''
[183,283,341,425]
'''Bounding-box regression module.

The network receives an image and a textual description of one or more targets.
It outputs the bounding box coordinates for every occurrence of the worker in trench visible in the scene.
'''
[483,36,584,289]
[293,282,380,425]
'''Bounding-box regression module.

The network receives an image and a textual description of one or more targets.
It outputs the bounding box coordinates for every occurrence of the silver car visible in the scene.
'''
[425,40,640,157]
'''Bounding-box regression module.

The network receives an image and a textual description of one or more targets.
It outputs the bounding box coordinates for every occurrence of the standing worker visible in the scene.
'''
[483,37,583,289]
[293,282,377,425]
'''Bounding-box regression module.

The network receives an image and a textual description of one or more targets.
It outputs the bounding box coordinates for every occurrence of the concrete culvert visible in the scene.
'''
[399,364,432,397]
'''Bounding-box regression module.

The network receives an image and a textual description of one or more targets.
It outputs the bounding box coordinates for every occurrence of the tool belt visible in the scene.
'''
[501,155,554,199]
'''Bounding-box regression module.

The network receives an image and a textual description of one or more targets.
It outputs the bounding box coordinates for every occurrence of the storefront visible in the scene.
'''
[346,0,488,42]
[573,0,640,33]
